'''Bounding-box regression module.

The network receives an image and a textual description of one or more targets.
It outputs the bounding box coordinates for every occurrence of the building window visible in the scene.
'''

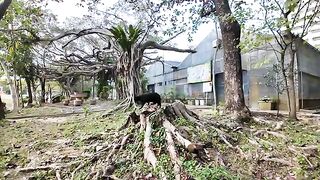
[157,82,162,86]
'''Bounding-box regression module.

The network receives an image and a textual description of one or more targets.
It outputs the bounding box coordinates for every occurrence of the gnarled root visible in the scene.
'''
[13,101,227,179]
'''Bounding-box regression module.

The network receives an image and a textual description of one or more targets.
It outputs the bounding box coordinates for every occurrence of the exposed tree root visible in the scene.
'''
[254,130,288,141]
[9,101,258,179]
[56,169,62,180]
[143,115,158,168]
[101,98,132,117]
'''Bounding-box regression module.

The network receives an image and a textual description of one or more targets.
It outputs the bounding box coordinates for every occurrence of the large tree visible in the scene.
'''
[211,0,250,119]
[127,0,251,119]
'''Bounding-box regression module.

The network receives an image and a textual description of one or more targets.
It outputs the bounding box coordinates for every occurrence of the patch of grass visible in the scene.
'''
[31,170,56,179]
[284,123,320,146]
[154,154,175,179]
[151,127,166,148]
[0,148,29,172]
[0,109,127,178]
[6,106,63,118]
[175,117,196,127]
[73,166,90,180]
[182,159,237,180]
[0,119,9,127]
[61,112,126,138]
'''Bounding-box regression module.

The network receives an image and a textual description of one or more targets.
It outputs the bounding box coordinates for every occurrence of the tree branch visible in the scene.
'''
[0,0,12,20]
[160,30,185,45]
[140,41,196,53]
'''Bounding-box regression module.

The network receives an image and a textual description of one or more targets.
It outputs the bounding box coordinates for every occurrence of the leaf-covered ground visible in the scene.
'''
[0,105,319,179]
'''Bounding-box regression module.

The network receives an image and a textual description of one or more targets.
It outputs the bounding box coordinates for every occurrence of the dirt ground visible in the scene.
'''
[0,103,319,179]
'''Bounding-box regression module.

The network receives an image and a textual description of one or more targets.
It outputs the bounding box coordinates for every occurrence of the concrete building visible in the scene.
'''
[146,30,320,110]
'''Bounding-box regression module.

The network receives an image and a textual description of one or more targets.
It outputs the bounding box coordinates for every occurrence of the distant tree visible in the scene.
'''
[0,0,44,110]
[243,0,320,119]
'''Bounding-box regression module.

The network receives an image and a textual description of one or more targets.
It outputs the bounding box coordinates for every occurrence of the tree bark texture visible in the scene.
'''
[213,0,250,119]
[0,0,12,20]
[40,77,46,103]
[0,59,18,111]
[116,49,142,101]
[31,80,37,103]
[287,44,297,119]
[25,77,33,105]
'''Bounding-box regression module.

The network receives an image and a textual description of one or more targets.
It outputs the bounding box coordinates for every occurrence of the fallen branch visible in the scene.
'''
[288,146,314,169]
[252,117,277,126]
[18,162,78,173]
[18,165,55,173]
[261,156,293,166]
[85,165,97,180]
[254,130,288,140]
[71,162,88,180]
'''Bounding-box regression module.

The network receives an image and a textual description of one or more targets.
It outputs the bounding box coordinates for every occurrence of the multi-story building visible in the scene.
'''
[146,28,320,110]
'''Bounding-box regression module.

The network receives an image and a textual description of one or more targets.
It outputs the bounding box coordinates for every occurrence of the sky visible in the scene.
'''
[46,0,216,62]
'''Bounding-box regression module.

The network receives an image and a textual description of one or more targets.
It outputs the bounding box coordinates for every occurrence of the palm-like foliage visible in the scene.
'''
[109,24,143,54]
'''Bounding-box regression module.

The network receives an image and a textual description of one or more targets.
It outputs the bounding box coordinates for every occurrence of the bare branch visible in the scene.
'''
[140,41,196,53]
[260,0,285,49]
[160,30,185,45]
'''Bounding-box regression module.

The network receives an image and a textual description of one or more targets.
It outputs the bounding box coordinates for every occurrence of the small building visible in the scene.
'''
[146,29,320,110]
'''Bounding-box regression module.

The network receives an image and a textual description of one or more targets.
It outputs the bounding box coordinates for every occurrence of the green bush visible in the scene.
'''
[99,85,112,100]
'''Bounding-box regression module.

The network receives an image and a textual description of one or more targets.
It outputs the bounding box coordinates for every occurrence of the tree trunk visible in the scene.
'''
[0,0,12,20]
[0,96,5,119]
[19,78,23,108]
[48,84,52,103]
[213,0,250,119]
[279,50,290,112]
[287,44,297,119]
[40,77,46,103]
[0,59,18,111]
[31,80,37,103]
[92,74,96,98]
[25,77,33,105]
